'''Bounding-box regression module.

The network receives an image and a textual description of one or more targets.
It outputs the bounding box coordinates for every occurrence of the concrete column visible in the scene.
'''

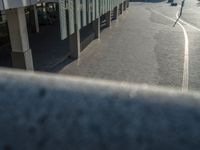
[113,6,119,20]
[127,0,130,8]
[69,0,81,59]
[105,11,111,27]
[56,3,59,18]
[6,8,34,70]
[119,3,123,15]
[123,1,127,11]
[34,5,39,33]
[1,11,6,22]
[42,3,47,13]
[30,5,39,33]
[69,31,81,59]
[92,18,100,39]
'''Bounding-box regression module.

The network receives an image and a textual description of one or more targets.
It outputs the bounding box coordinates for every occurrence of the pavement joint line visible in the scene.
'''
[175,12,189,92]
[178,14,200,32]
[151,10,189,91]
[177,5,200,32]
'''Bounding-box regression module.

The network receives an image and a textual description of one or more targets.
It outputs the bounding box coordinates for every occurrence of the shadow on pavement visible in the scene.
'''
[29,23,70,72]
[130,0,166,3]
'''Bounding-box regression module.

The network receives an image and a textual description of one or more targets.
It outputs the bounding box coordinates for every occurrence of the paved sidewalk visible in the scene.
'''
[60,3,184,88]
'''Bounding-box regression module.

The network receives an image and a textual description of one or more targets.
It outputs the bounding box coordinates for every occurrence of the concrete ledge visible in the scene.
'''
[80,33,95,51]
[11,49,34,70]
[0,68,200,150]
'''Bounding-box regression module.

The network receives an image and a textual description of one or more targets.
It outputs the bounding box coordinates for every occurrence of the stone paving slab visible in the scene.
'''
[60,3,184,89]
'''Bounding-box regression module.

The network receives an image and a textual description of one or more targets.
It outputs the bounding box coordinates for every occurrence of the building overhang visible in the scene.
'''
[0,0,59,11]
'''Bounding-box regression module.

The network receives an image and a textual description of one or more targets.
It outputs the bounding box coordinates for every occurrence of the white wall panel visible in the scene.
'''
[75,0,81,29]
[87,0,91,23]
[68,0,75,35]
[95,0,99,19]
[59,0,68,40]
[92,0,95,21]
[82,0,87,26]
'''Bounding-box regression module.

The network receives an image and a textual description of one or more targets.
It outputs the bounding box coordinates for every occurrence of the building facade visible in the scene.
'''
[0,0,129,70]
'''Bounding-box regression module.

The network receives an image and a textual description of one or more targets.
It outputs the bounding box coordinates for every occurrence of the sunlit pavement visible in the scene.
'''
[149,0,200,91]
[180,0,200,91]
[60,1,200,92]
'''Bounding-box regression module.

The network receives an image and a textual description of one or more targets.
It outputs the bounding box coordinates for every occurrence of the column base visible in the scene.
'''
[113,7,119,20]
[29,6,37,33]
[124,1,127,11]
[69,31,81,59]
[105,11,111,27]
[127,0,130,8]
[11,49,34,70]
[92,18,100,39]
[119,3,123,15]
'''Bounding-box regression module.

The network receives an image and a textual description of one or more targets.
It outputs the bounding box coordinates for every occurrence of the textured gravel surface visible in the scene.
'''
[0,69,200,150]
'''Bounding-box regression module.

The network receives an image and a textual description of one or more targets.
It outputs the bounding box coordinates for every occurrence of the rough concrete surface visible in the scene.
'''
[0,68,200,150]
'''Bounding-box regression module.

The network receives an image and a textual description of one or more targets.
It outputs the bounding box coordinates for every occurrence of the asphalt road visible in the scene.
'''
[60,1,200,92]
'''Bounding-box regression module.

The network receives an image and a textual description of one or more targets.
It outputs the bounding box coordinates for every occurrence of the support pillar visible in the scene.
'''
[42,2,47,13]
[30,5,39,33]
[127,0,130,8]
[105,11,111,27]
[1,11,6,23]
[124,1,127,11]
[34,5,39,33]
[56,3,59,18]
[69,30,80,59]
[113,6,119,20]
[92,18,100,39]
[119,3,123,15]
[6,8,34,70]
[69,0,81,59]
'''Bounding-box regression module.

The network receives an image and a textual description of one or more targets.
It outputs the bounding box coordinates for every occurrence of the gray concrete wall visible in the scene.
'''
[3,0,31,9]
[0,0,59,10]
[0,68,200,150]
[0,0,4,10]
